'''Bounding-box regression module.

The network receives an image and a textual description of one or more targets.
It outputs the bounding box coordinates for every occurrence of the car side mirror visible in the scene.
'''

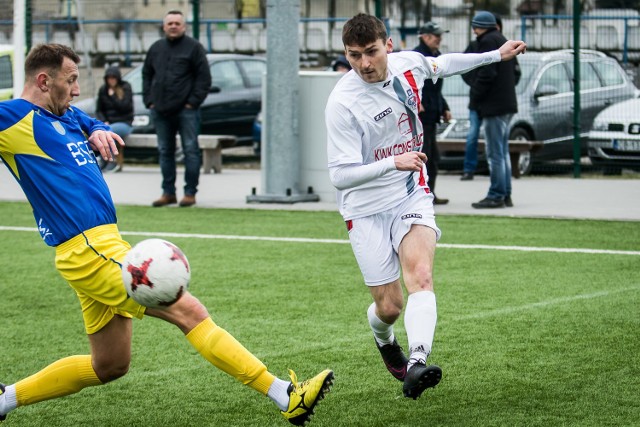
[210,86,221,93]
[535,85,559,99]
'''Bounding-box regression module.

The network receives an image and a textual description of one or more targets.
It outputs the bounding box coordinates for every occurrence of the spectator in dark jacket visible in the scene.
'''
[143,9,212,208]
[96,65,133,172]
[460,14,512,181]
[414,21,451,205]
[468,11,519,209]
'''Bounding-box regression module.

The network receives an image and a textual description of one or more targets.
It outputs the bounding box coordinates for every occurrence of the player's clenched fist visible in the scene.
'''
[394,151,428,172]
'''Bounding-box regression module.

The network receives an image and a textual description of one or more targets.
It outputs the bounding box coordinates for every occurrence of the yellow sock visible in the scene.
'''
[15,355,102,407]
[186,318,275,395]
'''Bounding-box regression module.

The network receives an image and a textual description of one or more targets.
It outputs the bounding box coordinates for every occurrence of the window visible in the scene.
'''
[566,61,602,91]
[0,55,12,90]
[579,62,601,91]
[536,62,571,95]
[239,60,266,88]
[592,61,625,87]
[210,61,244,91]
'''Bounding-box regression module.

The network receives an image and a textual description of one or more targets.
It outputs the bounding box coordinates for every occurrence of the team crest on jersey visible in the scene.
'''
[397,113,414,136]
[52,121,66,135]
[405,89,417,109]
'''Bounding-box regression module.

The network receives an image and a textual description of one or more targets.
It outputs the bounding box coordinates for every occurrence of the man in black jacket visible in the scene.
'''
[468,11,519,209]
[414,22,451,205]
[143,10,212,207]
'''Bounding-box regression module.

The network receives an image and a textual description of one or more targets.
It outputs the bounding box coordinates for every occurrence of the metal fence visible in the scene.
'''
[2,5,639,176]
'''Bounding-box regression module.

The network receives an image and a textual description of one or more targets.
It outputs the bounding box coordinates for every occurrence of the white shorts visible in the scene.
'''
[346,189,441,287]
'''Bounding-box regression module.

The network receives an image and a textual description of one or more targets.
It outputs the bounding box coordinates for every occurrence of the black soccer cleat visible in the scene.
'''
[375,338,409,382]
[402,363,442,400]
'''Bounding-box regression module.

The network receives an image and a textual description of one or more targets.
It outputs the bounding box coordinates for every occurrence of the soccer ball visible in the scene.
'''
[121,238,191,308]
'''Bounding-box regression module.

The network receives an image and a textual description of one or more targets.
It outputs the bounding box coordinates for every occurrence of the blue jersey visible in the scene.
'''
[0,99,117,246]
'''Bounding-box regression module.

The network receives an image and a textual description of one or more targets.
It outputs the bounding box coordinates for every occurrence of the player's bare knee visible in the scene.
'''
[93,359,130,383]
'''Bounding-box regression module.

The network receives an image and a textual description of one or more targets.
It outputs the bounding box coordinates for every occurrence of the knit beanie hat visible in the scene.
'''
[471,11,497,29]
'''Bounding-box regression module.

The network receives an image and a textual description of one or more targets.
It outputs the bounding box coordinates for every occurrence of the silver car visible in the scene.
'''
[438,49,639,175]
[588,97,640,174]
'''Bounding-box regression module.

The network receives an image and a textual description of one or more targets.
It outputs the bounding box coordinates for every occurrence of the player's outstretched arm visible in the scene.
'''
[498,40,527,61]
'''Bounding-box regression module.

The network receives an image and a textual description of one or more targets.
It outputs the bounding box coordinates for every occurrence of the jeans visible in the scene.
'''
[152,108,202,196]
[463,109,481,174]
[108,122,132,139]
[483,114,512,200]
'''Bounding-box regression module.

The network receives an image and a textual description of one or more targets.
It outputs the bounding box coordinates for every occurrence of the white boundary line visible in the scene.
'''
[1,225,639,256]
[451,286,640,321]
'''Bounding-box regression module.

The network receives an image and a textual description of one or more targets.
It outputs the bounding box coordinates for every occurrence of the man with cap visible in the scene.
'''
[413,22,451,205]
[468,11,519,209]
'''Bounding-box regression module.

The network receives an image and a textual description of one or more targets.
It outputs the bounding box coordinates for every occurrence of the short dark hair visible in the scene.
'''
[25,43,80,78]
[342,13,387,47]
[166,9,184,17]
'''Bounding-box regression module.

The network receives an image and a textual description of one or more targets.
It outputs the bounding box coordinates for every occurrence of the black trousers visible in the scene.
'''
[420,121,440,195]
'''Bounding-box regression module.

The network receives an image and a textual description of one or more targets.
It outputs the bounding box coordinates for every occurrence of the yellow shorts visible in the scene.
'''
[55,224,146,335]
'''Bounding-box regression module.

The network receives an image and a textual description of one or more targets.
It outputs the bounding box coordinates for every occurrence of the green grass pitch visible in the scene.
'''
[0,201,638,426]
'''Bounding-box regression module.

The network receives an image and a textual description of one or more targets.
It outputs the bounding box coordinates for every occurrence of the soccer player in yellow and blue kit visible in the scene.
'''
[0,43,333,425]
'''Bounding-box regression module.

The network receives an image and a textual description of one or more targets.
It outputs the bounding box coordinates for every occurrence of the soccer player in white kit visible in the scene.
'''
[325,13,526,399]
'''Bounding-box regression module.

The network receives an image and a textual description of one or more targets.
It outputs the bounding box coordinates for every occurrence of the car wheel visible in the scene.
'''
[509,127,533,176]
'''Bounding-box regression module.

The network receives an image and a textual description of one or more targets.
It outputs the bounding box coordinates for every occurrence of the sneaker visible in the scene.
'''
[281,369,334,426]
[0,383,6,422]
[504,196,513,207]
[402,363,442,400]
[375,338,409,381]
[460,172,474,181]
[471,197,505,209]
[152,194,177,207]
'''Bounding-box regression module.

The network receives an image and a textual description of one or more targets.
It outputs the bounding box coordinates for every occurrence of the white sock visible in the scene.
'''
[404,290,437,369]
[267,377,291,412]
[367,302,395,346]
[0,384,17,416]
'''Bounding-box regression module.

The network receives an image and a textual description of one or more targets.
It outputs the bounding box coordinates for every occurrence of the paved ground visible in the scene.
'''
[1,156,639,222]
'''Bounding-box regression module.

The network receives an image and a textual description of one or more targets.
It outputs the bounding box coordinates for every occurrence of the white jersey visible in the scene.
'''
[326,49,500,220]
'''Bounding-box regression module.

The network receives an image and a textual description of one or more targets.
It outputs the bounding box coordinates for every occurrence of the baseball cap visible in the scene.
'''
[418,22,449,36]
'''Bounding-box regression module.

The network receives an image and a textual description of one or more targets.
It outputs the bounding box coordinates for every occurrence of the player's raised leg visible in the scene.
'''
[146,293,334,424]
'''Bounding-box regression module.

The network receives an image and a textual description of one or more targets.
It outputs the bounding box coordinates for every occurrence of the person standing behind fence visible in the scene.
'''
[96,65,133,173]
[468,11,519,209]
[143,9,212,208]
[414,21,451,205]
[460,14,511,181]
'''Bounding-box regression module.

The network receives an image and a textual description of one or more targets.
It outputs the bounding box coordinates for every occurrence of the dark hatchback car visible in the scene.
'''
[74,53,266,158]
[438,49,639,175]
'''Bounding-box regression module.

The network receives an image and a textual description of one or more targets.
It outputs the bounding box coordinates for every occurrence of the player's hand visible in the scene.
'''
[498,40,527,61]
[394,151,427,172]
[89,130,124,161]
[443,110,452,122]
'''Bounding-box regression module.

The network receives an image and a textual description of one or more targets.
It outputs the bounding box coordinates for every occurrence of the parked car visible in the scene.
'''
[0,44,14,101]
[587,97,640,174]
[73,53,266,159]
[438,49,639,175]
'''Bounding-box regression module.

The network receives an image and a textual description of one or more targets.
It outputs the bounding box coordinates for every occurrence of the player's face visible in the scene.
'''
[163,13,187,40]
[47,57,80,116]
[345,38,393,84]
